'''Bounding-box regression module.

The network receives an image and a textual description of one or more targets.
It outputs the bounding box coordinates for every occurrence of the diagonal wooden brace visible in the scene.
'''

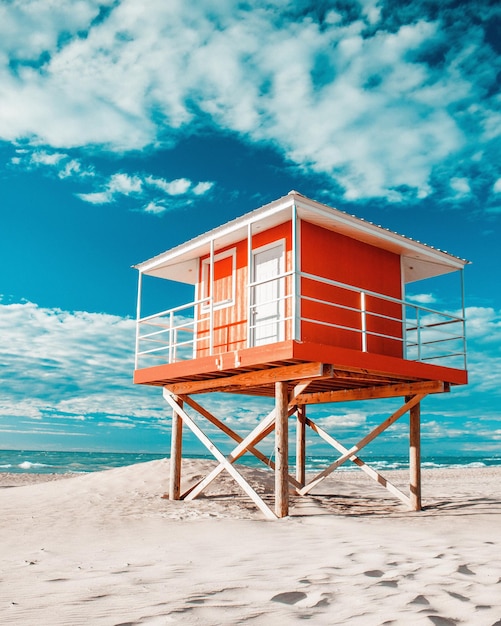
[180,394,302,492]
[163,389,277,520]
[180,403,297,501]
[174,380,313,503]
[299,393,426,496]
[304,416,411,507]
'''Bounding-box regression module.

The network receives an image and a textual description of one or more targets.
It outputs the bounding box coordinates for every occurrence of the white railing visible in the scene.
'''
[403,305,466,368]
[135,272,466,371]
[135,299,207,369]
[299,272,467,370]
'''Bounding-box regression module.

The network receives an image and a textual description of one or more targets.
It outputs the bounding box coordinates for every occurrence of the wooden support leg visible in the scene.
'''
[409,397,422,511]
[296,405,306,488]
[275,381,289,518]
[169,396,183,501]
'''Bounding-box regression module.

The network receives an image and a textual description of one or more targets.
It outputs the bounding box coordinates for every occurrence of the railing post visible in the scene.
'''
[134,271,143,370]
[247,222,253,348]
[192,302,198,360]
[360,291,367,352]
[461,267,467,370]
[292,203,301,341]
[416,308,421,362]
[209,238,215,356]
[168,310,174,364]
[402,303,408,360]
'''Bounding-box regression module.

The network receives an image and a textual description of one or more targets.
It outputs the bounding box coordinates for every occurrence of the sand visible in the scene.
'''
[1,460,500,625]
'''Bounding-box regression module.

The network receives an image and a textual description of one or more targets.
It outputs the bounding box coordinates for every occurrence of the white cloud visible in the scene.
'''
[0,1,498,203]
[108,172,142,195]
[58,158,84,179]
[0,300,160,423]
[76,172,143,204]
[31,150,66,166]
[407,293,436,305]
[143,201,166,215]
[0,401,42,420]
[77,172,214,209]
[146,176,191,195]
[360,0,381,25]
[193,181,214,195]
[77,190,113,204]
[493,179,501,193]
[318,412,367,429]
[450,177,471,197]
[9,146,213,210]
[11,147,94,181]
[465,306,501,341]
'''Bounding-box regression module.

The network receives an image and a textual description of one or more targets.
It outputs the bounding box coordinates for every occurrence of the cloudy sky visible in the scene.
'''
[1,0,500,459]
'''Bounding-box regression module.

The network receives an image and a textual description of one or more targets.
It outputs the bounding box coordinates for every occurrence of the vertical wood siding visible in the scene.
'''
[300,221,403,357]
[195,222,293,357]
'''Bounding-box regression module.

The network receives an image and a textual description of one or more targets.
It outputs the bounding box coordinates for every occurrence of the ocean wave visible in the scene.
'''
[422,461,487,469]
[449,462,486,469]
[18,461,50,470]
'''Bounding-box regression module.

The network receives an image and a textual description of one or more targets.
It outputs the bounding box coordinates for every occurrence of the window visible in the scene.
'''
[201,248,236,310]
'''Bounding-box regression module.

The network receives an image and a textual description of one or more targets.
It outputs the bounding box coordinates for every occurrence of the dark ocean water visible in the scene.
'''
[1,449,500,475]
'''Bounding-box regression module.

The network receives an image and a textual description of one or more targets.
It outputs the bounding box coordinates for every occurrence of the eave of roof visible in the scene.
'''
[134,191,470,281]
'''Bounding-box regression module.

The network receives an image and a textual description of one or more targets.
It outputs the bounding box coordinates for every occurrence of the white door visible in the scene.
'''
[251,242,285,346]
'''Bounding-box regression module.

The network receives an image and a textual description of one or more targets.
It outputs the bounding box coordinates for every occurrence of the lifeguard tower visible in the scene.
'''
[133,191,468,519]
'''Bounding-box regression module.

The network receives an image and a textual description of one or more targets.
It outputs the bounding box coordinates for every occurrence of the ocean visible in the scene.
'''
[1,449,500,475]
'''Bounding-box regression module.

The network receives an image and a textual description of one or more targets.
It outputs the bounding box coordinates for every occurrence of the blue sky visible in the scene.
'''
[0,0,500,459]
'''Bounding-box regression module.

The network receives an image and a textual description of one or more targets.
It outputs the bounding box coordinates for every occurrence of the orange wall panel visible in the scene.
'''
[300,221,403,357]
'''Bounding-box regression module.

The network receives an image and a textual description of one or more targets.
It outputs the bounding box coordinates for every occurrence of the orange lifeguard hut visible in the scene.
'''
[133,191,468,519]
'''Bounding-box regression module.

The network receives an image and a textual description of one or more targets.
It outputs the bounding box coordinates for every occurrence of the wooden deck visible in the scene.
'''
[134,339,467,397]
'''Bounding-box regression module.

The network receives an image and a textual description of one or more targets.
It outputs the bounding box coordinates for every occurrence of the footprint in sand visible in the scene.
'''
[409,595,430,605]
[378,580,398,588]
[447,591,469,602]
[427,617,458,626]
[363,569,384,578]
[271,591,307,605]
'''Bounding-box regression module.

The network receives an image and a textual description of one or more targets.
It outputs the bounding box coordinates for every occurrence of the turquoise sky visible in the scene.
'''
[0,1,500,459]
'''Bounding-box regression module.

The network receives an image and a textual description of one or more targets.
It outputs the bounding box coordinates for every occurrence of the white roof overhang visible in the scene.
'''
[134,191,469,285]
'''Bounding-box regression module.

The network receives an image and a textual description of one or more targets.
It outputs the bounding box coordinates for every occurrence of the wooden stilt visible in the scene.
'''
[169,396,183,500]
[296,404,306,487]
[275,381,289,518]
[409,396,422,511]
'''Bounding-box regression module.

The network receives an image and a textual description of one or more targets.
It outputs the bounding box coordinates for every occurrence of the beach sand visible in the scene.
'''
[1,460,500,625]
